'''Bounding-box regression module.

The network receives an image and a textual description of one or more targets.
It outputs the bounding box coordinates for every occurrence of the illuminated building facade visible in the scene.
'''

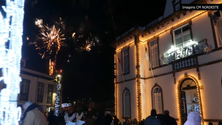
[0,59,58,113]
[112,0,222,125]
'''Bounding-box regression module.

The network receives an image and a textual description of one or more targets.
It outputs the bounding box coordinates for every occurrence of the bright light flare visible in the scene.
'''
[35,19,43,28]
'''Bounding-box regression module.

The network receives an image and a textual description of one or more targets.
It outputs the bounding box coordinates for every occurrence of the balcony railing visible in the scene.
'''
[173,56,197,71]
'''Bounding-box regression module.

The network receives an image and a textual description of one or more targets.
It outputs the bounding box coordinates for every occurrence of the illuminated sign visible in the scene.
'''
[61,103,72,108]
[161,39,212,64]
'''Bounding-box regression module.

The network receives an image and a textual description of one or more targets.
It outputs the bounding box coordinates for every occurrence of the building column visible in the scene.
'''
[135,32,142,122]
[114,52,118,117]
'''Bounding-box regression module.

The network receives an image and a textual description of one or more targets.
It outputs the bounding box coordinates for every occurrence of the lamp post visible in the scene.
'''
[54,74,62,116]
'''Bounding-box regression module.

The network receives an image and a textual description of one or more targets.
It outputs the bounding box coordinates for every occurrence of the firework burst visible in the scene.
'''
[72,32,100,52]
[34,18,65,61]
[34,18,65,75]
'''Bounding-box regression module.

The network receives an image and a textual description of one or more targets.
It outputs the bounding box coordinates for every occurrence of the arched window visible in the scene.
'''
[152,85,163,114]
[122,88,131,118]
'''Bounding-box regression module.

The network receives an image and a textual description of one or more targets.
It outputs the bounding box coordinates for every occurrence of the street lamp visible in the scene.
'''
[54,74,62,116]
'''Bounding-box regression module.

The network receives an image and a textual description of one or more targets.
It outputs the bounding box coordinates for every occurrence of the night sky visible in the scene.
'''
[1,0,166,102]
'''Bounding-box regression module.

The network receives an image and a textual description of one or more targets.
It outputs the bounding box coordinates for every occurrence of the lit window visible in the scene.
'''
[37,82,44,102]
[123,89,130,118]
[149,39,159,68]
[20,79,30,101]
[152,86,163,114]
[122,48,129,74]
[173,24,191,48]
[47,84,54,103]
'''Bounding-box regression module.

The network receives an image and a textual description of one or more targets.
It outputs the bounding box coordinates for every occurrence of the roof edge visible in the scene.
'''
[111,26,144,48]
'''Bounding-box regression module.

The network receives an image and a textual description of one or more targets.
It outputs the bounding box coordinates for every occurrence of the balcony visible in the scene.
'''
[173,56,197,71]
[161,39,212,71]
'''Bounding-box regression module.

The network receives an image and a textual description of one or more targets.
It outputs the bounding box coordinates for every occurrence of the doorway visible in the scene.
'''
[179,78,201,124]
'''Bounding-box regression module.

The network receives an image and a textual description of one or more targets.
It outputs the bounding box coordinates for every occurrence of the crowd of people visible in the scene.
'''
[18,101,118,125]
[18,101,222,125]
[139,109,222,125]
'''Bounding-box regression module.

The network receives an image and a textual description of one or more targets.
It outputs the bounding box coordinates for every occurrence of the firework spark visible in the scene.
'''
[35,19,43,28]
[72,32,76,38]
[72,32,100,52]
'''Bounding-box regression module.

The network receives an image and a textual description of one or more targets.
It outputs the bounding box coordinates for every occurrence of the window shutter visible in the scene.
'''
[157,92,162,114]
[153,87,163,114]
[217,19,222,46]
[154,93,158,110]
[123,48,129,73]
[151,47,154,67]
[155,46,159,67]
[150,40,159,68]
[154,92,162,114]
[124,90,130,117]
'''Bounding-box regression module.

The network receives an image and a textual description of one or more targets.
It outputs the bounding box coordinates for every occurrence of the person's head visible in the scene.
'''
[133,118,137,123]
[127,119,131,123]
[67,106,74,113]
[114,116,117,119]
[23,101,33,111]
[209,122,213,125]
[49,110,54,115]
[184,112,201,125]
[164,110,170,116]
[218,122,222,125]
[151,109,157,117]
[106,111,110,115]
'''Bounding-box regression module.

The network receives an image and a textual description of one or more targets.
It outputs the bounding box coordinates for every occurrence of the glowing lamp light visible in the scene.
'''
[168,45,179,53]
[0,0,25,124]
[185,40,198,47]
[56,74,62,81]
